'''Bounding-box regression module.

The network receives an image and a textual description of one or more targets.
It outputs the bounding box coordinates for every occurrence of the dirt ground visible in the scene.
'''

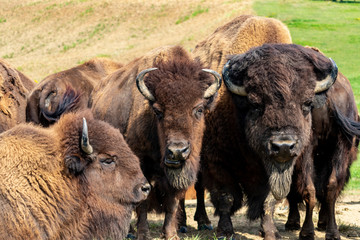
[140,190,360,240]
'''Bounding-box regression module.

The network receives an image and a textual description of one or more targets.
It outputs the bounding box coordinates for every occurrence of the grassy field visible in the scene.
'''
[254,0,360,190]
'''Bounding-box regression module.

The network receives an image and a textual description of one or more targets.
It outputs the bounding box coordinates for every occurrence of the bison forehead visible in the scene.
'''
[155,86,205,106]
[234,61,317,104]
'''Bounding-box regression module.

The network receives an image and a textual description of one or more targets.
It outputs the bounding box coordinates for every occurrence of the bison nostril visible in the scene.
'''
[179,145,190,158]
[271,143,281,153]
[269,140,297,156]
[289,143,295,150]
[141,183,151,195]
[166,142,191,160]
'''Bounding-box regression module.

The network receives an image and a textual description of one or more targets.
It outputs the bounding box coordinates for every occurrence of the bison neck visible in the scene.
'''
[84,194,132,240]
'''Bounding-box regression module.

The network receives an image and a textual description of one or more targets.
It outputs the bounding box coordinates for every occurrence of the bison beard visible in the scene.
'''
[165,162,197,190]
[264,159,296,200]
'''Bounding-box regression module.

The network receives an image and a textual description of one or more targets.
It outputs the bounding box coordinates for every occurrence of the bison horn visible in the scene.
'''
[136,68,157,101]
[222,60,247,96]
[314,58,338,93]
[202,69,222,99]
[81,118,93,155]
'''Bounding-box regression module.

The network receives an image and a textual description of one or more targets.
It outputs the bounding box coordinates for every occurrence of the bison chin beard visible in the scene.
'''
[264,159,296,200]
[165,160,197,190]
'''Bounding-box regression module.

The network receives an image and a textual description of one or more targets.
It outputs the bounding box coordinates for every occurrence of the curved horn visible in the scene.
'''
[202,69,222,99]
[222,60,247,96]
[81,117,93,155]
[136,68,157,101]
[314,58,338,93]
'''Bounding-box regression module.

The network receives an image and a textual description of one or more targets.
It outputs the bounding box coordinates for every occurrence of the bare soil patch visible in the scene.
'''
[143,190,360,239]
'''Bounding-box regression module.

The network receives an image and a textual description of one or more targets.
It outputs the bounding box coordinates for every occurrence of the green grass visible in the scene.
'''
[176,5,209,24]
[2,52,14,59]
[347,154,360,190]
[79,7,94,17]
[254,0,360,189]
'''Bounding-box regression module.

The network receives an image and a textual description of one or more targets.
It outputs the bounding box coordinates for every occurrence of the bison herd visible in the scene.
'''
[0,14,358,240]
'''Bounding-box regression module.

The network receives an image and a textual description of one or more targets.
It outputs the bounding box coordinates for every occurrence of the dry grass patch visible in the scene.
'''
[0,0,254,81]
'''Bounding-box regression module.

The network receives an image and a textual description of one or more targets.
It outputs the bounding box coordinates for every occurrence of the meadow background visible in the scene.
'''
[0,0,359,238]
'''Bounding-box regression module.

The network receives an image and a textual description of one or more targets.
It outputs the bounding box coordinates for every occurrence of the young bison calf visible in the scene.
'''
[0,109,150,240]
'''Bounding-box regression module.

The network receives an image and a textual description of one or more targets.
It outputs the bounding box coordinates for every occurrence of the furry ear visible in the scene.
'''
[204,93,217,112]
[65,155,87,175]
[313,92,327,109]
[301,45,337,108]
[224,53,248,86]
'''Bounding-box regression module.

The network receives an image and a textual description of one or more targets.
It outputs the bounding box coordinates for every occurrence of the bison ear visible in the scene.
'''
[223,54,249,86]
[65,155,87,175]
[313,93,327,109]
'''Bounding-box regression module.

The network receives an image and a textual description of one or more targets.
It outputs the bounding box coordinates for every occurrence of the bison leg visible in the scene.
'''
[260,194,281,240]
[299,176,316,240]
[214,192,235,237]
[136,201,151,240]
[323,169,341,240]
[194,173,212,230]
[177,197,187,233]
[162,195,180,240]
[317,201,328,231]
[285,187,302,231]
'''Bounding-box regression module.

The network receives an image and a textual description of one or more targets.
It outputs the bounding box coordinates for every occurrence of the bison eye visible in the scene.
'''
[193,105,204,119]
[302,101,313,116]
[152,107,163,120]
[250,103,262,113]
[100,158,115,165]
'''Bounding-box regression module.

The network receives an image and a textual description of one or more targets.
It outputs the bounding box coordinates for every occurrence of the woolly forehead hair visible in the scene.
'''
[228,44,317,103]
[144,58,214,103]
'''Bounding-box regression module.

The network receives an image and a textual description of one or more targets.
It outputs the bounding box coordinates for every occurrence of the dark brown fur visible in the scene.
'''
[286,70,359,240]
[0,59,36,133]
[188,14,293,234]
[91,45,220,240]
[0,109,149,240]
[199,44,359,240]
[26,58,122,126]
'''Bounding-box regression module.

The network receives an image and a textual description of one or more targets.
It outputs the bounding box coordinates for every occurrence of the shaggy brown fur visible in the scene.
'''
[91,45,220,240]
[26,57,122,126]
[285,48,360,240]
[200,43,359,240]
[192,15,292,75]
[0,59,36,133]
[0,109,149,240]
[188,14,293,234]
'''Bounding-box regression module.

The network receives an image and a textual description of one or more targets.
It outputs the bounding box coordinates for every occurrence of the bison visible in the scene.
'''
[284,47,360,240]
[186,14,293,231]
[91,45,221,240]
[199,43,359,240]
[0,105,150,239]
[26,57,122,126]
[0,59,36,132]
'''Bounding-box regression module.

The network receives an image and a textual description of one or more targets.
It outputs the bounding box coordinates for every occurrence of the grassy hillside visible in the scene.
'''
[0,0,253,82]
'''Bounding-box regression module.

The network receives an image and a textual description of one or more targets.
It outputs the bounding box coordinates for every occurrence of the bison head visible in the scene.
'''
[26,77,89,127]
[58,110,150,208]
[136,55,221,189]
[222,44,337,199]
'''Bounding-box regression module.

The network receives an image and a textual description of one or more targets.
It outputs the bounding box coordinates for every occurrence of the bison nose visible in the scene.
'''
[141,183,151,196]
[268,135,298,162]
[164,141,191,168]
